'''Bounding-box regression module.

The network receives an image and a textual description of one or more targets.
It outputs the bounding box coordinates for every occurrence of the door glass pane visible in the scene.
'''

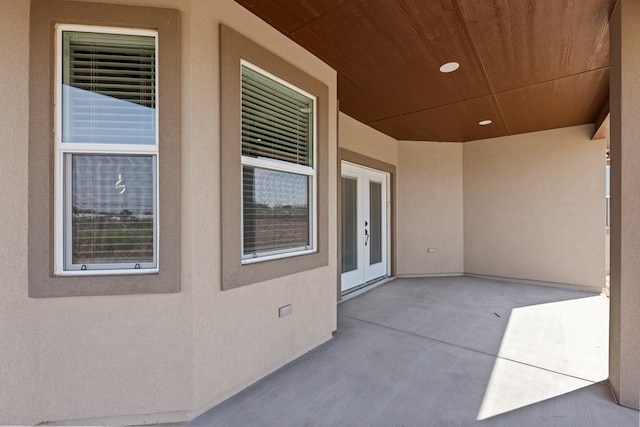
[342,177,358,273]
[369,181,382,265]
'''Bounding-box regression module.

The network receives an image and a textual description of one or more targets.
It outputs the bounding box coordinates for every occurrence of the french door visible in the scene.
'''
[341,162,389,293]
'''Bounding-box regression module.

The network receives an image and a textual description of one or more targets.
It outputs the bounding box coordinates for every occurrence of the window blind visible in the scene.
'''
[241,65,313,166]
[243,166,310,256]
[70,154,155,265]
[63,31,156,144]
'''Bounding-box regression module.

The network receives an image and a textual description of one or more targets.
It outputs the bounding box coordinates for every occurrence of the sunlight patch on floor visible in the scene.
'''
[477,295,609,420]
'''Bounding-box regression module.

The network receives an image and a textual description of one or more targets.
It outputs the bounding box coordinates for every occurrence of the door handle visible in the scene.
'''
[364,221,369,246]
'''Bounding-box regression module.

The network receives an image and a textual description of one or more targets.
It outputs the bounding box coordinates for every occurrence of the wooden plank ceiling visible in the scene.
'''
[234,0,614,142]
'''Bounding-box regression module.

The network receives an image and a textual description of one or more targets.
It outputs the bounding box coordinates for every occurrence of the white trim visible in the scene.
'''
[241,247,317,265]
[340,161,390,292]
[241,155,314,176]
[54,24,159,148]
[54,24,159,275]
[240,59,317,102]
[55,143,159,154]
[55,24,157,38]
[240,61,318,264]
[55,267,158,277]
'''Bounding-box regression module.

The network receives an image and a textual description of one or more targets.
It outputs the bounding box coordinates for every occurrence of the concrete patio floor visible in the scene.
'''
[187,276,639,427]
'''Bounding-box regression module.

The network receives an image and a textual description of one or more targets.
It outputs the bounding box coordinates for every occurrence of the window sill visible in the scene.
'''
[54,268,159,277]
[241,248,317,265]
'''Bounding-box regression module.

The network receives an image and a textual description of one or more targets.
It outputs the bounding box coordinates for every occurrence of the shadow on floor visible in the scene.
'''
[188,276,639,427]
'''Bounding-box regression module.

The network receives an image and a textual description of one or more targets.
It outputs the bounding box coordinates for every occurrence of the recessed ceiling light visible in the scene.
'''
[479,119,493,126]
[439,62,460,73]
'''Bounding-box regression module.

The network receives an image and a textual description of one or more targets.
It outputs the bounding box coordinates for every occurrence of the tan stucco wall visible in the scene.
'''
[397,141,465,275]
[339,112,398,166]
[338,115,465,277]
[609,0,640,409]
[1,0,337,425]
[1,1,611,423]
[338,116,603,285]
[187,3,337,415]
[463,125,606,289]
[0,1,38,423]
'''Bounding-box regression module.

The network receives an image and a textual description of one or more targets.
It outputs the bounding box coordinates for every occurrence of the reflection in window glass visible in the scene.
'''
[70,155,155,265]
[240,62,316,261]
[243,166,310,256]
[62,31,156,144]
[56,27,159,274]
[241,64,313,166]
[369,181,382,265]
[342,177,358,273]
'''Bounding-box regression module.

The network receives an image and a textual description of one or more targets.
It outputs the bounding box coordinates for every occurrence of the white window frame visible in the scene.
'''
[240,60,318,264]
[54,24,160,276]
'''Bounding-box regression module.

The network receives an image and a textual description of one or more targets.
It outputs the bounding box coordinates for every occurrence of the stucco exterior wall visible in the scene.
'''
[609,0,640,409]
[0,1,38,423]
[1,1,337,425]
[1,1,611,423]
[397,141,464,275]
[338,116,465,277]
[463,125,606,289]
[339,112,398,166]
[338,117,604,286]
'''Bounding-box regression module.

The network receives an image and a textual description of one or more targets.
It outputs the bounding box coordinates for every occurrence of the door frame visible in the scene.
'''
[340,162,389,292]
[337,148,396,300]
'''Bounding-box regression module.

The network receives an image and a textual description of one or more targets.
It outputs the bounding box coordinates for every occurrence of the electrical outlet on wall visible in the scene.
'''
[279,304,292,317]
[427,248,436,254]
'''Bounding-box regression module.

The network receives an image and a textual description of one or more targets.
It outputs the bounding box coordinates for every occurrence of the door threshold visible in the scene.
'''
[340,275,392,302]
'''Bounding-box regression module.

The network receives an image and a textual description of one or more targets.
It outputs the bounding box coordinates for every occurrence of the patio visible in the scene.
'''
[187,276,638,426]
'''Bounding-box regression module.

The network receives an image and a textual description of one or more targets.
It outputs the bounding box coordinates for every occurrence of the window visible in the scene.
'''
[220,25,329,290]
[28,0,180,297]
[56,26,159,275]
[240,62,317,262]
